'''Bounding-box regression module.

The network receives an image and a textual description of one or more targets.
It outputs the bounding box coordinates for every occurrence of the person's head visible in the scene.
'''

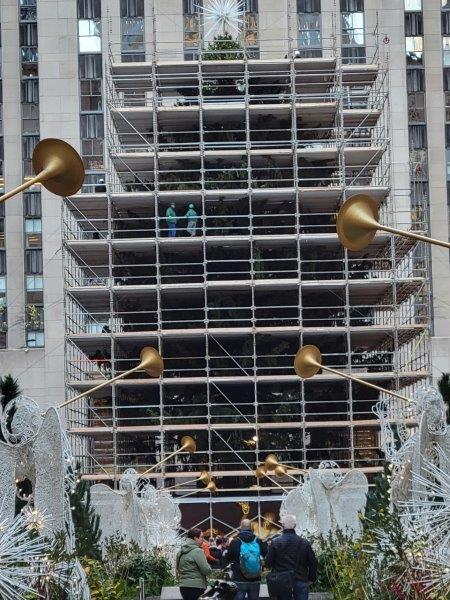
[280,514,297,531]
[189,203,194,209]
[186,528,203,546]
[240,518,252,531]
[170,202,175,208]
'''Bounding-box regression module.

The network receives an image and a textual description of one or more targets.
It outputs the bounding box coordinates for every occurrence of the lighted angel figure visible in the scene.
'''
[281,461,368,538]
[0,396,67,533]
[374,386,450,504]
[91,469,181,551]
[0,395,90,600]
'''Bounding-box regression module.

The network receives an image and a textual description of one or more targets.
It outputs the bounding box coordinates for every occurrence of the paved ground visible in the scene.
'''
[160,586,332,599]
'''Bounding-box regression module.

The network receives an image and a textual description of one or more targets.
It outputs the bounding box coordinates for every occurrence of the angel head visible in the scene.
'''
[1,396,42,445]
[316,461,342,489]
[414,387,447,435]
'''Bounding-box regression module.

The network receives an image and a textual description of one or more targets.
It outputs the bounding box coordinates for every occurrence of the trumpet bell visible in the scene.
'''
[33,138,85,197]
[206,481,217,493]
[181,435,197,453]
[139,347,164,377]
[274,465,287,477]
[255,465,267,479]
[199,471,211,485]
[336,194,379,252]
[264,453,280,471]
[294,345,322,379]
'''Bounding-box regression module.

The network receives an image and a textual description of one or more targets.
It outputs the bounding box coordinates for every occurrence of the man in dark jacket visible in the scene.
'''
[265,514,317,600]
[225,519,266,600]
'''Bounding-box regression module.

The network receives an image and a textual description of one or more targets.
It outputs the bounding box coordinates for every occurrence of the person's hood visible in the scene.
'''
[238,529,256,543]
[179,538,199,556]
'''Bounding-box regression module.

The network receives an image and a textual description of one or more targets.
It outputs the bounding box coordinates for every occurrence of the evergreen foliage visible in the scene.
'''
[203,33,243,60]
[70,475,101,561]
[0,374,21,409]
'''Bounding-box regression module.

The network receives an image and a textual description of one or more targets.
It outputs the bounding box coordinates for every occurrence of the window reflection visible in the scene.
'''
[78,19,102,53]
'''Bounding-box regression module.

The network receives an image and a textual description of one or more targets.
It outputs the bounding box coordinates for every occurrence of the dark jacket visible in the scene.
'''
[265,529,318,583]
[225,529,267,582]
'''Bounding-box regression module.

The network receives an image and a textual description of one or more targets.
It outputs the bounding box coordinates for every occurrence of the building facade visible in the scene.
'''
[0,0,448,530]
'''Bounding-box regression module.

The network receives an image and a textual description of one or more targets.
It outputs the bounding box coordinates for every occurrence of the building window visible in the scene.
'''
[405,13,422,36]
[26,330,44,347]
[121,0,145,63]
[26,275,43,291]
[405,0,421,10]
[407,68,424,92]
[443,12,450,36]
[24,191,41,216]
[297,0,321,58]
[241,0,259,57]
[183,0,202,59]
[409,124,427,150]
[408,91,425,123]
[79,55,103,112]
[77,0,101,19]
[341,1,365,64]
[78,19,102,53]
[25,249,43,274]
[25,218,42,248]
[444,37,450,67]
[406,36,423,65]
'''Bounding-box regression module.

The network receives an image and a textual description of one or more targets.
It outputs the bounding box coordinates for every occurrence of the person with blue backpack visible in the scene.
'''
[225,518,266,600]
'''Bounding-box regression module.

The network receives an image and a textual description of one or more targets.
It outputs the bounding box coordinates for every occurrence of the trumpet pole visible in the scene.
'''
[377,223,450,250]
[319,364,410,402]
[59,363,143,408]
[163,477,200,491]
[263,472,289,493]
[0,172,47,204]
[140,446,188,477]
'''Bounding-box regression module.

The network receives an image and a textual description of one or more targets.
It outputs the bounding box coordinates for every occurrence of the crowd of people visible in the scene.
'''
[176,514,317,600]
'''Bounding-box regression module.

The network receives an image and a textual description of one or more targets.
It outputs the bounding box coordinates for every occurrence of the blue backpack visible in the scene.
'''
[239,538,261,579]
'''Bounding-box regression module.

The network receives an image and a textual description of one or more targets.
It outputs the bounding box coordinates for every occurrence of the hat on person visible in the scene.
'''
[280,514,297,530]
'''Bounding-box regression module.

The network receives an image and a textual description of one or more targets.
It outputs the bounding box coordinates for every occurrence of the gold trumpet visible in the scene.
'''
[337,194,450,252]
[264,454,294,477]
[164,471,211,491]
[60,347,164,408]
[255,465,267,479]
[0,139,85,203]
[141,435,197,477]
[294,345,410,402]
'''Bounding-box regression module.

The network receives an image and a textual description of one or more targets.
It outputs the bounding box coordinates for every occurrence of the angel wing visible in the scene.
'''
[309,469,333,536]
[91,484,129,544]
[33,408,65,533]
[0,442,17,522]
[280,482,317,536]
[329,470,368,537]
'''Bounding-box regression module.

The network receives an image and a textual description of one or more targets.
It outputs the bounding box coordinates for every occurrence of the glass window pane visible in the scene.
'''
[78,19,102,53]
[404,0,421,9]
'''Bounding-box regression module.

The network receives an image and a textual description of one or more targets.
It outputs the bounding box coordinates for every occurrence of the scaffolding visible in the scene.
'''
[62,26,431,532]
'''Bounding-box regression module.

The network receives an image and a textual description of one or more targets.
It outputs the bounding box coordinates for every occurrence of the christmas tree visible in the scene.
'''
[70,471,102,560]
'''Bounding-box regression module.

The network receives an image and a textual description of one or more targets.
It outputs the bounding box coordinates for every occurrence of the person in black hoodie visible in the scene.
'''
[265,514,318,600]
[225,519,266,600]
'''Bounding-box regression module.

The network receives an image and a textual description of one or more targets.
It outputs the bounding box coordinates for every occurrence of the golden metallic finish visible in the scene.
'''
[0,138,85,204]
[206,481,218,493]
[59,347,163,408]
[274,465,288,477]
[294,345,322,379]
[139,346,164,377]
[264,454,280,471]
[180,435,197,453]
[336,195,379,252]
[164,470,211,491]
[337,194,450,251]
[294,345,411,402]
[199,470,212,485]
[140,435,197,477]
[255,465,267,479]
